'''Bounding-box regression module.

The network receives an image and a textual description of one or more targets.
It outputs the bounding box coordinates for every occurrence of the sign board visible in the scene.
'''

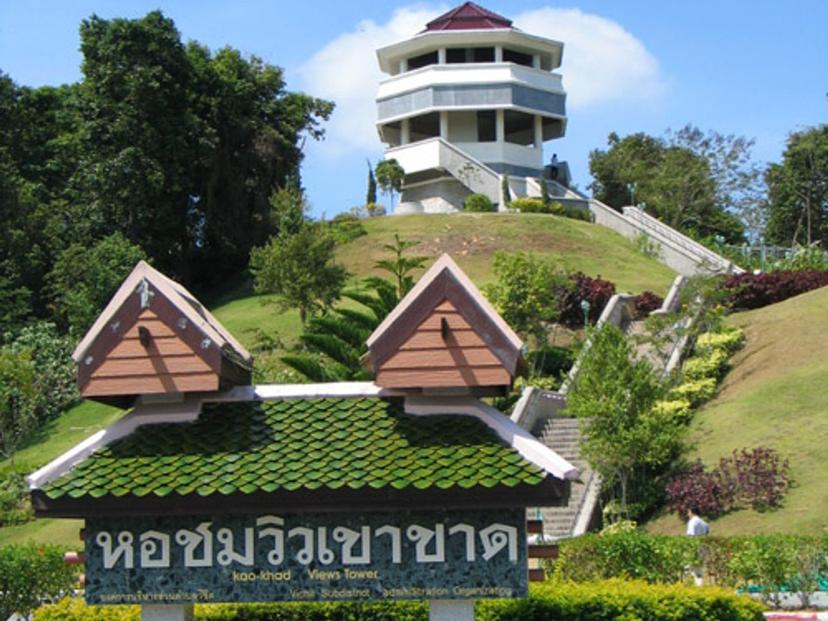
[85,509,527,604]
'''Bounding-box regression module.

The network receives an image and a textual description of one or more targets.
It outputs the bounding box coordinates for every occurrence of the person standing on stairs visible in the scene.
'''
[686,505,710,586]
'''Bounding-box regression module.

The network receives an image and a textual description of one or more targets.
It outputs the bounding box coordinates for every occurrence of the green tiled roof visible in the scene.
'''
[42,398,546,500]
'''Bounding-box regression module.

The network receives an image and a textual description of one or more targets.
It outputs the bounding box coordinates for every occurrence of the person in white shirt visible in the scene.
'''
[686,506,710,537]
[686,505,710,585]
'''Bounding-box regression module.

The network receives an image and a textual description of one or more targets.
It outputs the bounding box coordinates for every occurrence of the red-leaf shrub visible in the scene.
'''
[723,270,828,310]
[633,291,663,318]
[665,462,727,517]
[666,448,790,518]
[557,272,616,327]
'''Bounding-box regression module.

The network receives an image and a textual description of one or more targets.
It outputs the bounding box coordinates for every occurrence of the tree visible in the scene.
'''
[539,176,551,207]
[366,160,377,206]
[46,233,147,334]
[484,251,568,350]
[765,125,828,248]
[374,234,428,300]
[375,159,405,211]
[279,236,426,382]
[588,127,757,243]
[566,324,683,518]
[250,222,349,325]
[0,347,36,473]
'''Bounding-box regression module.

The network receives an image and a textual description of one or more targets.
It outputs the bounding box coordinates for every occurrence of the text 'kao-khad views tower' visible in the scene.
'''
[376,2,570,213]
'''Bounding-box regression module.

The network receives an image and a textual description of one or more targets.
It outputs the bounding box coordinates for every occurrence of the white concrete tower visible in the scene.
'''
[376,2,567,214]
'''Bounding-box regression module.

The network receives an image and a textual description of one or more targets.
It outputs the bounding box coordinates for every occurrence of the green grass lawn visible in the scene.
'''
[212,213,676,352]
[648,285,828,536]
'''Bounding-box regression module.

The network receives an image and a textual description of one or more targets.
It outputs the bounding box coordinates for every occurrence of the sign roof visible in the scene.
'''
[32,396,570,517]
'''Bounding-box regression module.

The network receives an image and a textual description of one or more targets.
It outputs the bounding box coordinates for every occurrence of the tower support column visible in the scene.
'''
[534,115,543,149]
[439,111,449,140]
[496,110,505,143]
[494,45,503,62]
[401,118,411,145]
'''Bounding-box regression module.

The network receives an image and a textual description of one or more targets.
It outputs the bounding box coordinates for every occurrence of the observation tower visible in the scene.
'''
[376,2,570,213]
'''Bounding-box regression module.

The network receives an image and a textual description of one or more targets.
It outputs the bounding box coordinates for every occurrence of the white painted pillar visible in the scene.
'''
[430,600,475,621]
[534,115,543,149]
[142,605,194,621]
[495,109,505,143]
[533,54,541,69]
[401,118,411,145]
[494,45,503,62]
[399,59,408,73]
[438,48,447,64]
[439,111,449,140]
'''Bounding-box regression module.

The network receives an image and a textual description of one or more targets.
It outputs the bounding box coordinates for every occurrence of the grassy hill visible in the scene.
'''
[1,212,676,547]
[211,213,677,347]
[649,285,828,535]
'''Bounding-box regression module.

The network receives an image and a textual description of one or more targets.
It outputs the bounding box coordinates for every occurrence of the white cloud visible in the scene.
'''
[513,8,665,109]
[300,4,665,159]
[299,5,446,158]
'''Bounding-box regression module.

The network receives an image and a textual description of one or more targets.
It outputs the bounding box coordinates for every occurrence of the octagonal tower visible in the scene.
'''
[376,2,568,213]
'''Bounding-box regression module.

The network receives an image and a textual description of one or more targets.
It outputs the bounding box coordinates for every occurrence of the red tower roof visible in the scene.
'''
[423,2,513,32]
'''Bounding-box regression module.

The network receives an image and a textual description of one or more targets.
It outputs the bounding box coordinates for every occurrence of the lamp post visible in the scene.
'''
[580,299,591,327]
[628,182,637,207]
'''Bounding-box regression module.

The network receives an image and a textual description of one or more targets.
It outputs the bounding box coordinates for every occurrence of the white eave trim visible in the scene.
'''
[404,395,579,481]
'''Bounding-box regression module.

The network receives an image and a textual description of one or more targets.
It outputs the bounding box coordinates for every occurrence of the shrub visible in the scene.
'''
[479,579,764,621]
[36,599,428,621]
[651,398,692,422]
[682,348,730,380]
[509,197,549,213]
[526,346,575,378]
[667,448,790,518]
[669,377,717,407]
[463,192,496,212]
[695,328,745,355]
[723,269,828,310]
[633,290,663,318]
[557,272,616,327]
[0,543,77,620]
[0,473,32,526]
[326,213,367,244]
[563,204,592,222]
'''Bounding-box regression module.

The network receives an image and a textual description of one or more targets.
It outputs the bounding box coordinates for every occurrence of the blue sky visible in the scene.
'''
[1,1,826,218]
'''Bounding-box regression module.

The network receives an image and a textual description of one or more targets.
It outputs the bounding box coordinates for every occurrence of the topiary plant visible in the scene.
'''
[463,193,496,212]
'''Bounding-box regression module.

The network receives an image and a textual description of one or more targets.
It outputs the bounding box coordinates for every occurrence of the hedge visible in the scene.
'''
[37,581,764,621]
[478,580,764,621]
[550,532,828,607]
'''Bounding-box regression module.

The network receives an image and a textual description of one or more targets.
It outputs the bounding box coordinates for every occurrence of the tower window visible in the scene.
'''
[446,48,467,63]
[503,48,533,67]
[473,47,495,62]
[477,111,496,142]
[407,51,438,70]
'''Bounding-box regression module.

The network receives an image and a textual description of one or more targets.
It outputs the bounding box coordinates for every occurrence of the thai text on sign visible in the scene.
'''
[85,509,527,604]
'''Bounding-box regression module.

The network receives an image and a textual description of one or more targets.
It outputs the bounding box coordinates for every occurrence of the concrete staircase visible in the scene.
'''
[532,416,597,540]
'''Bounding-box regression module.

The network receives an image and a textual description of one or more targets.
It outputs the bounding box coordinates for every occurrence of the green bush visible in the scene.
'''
[478,579,764,621]
[510,197,553,214]
[695,328,745,355]
[669,376,718,407]
[0,473,32,525]
[563,204,592,222]
[682,348,730,380]
[0,543,77,620]
[464,193,496,212]
[651,398,692,422]
[36,599,428,621]
[551,532,699,584]
[326,213,367,244]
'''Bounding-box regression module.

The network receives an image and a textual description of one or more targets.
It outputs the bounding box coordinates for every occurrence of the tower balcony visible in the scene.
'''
[376,62,565,124]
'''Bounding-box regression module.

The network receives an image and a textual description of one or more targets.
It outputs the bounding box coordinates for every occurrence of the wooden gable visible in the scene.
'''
[73,261,252,406]
[367,254,523,394]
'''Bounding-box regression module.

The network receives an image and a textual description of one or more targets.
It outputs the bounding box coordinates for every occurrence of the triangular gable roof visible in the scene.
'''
[73,260,252,366]
[423,2,513,32]
[367,254,522,376]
